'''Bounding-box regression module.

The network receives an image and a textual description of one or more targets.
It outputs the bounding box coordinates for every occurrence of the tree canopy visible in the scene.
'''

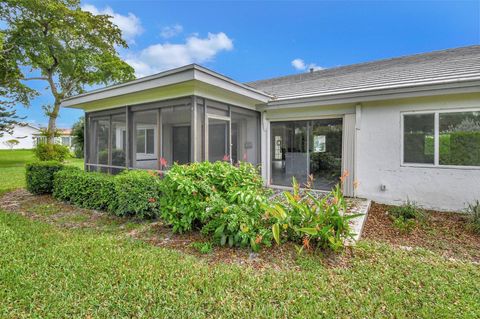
[0,0,135,141]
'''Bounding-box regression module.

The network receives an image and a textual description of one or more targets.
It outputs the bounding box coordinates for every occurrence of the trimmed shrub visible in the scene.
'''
[160,161,271,251]
[26,161,64,194]
[53,168,116,211]
[33,143,71,162]
[113,170,162,219]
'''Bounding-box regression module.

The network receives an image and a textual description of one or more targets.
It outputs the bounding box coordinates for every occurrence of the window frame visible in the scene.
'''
[401,108,480,170]
[135,127,156,155]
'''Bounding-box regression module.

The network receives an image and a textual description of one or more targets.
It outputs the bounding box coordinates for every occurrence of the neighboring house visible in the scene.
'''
[33,128,74,149]
[61,45,480,211]
[0,123,41,149]
[0,123,74,150]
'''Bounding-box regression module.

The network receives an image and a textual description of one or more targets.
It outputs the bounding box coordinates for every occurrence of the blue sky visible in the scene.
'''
[16,0,480,128]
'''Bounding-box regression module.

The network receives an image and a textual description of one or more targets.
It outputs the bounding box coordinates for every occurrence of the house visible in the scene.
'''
[0,123,41,149]
[0,123,75,150]
[61,45,480,211]
[33,129,74,149]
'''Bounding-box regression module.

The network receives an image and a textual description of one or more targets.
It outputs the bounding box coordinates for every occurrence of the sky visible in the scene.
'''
[14,0,480,128]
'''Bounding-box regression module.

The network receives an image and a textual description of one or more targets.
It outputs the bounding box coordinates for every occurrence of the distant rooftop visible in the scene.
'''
[246,45,480,99]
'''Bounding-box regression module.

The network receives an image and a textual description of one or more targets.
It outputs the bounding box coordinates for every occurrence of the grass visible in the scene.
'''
[0,149,83,195]
[0,211,479,318]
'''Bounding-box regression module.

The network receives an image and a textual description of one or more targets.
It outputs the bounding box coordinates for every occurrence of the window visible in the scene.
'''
[439,111,480,166]
[61,136,71,146]
[136,128,155,154]
[403,110,480,167]
[403,113,435,164]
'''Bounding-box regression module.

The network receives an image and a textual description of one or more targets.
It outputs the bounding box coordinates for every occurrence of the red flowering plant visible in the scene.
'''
[159,157,168,169]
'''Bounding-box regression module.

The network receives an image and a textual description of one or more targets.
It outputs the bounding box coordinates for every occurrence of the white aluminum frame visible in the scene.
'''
[400,107,480,170]
[205,113,231,163]
[267,115,346,189]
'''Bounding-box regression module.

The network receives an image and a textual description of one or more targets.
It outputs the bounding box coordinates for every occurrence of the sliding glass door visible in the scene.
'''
[271,118,343,190]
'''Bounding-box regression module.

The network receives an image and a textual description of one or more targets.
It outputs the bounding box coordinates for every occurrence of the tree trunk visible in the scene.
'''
[47,100,60,144]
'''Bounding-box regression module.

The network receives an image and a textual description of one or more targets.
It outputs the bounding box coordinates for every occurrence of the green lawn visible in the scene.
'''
[0,149,83,195]
[0,149,479,317]
[0,211,479,318]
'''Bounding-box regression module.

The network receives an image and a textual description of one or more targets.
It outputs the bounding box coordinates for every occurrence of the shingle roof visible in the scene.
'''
[246,45,480,99]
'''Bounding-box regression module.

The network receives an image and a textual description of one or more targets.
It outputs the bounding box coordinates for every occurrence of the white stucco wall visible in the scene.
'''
[0,124,40,149]
[356,92,480,211]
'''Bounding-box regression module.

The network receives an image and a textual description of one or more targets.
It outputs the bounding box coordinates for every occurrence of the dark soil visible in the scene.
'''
[362,202,480,263]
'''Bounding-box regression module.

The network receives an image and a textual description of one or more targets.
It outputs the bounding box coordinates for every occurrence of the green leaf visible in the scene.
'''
[220,235,227,246]
[272,223,280,245]
[298,227,318,235]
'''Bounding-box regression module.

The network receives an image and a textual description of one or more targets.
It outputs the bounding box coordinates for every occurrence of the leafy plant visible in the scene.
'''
[465,200,480,234]
[160,161,272,251]
[389,200,426,233]
[190,242,213,254]
[33,143,70,162]
[25,161,64,194]
[268,177,361,252]
[201,189,272,252]
[392,217,416,234]
[113,170,162,219]
[71,116,84,158]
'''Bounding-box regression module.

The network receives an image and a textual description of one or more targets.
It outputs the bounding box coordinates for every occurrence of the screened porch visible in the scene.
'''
[85,96,261,173]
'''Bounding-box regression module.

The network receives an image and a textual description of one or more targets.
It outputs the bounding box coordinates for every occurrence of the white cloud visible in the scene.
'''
[291,58,306,70]
[160,24,183,38]
[291,58,323,72]
[82,4,143,43]
[126,32,234,77]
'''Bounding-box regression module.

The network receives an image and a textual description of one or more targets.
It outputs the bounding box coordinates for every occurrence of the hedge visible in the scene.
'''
[53,168,162,218]
[26,161,64,194]
[114,170,162,218]
[53,168,116,211]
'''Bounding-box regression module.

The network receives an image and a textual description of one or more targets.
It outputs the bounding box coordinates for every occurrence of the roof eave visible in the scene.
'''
[61,64,271,109]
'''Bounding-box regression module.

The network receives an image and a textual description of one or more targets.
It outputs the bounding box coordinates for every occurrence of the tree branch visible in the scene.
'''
[21,77,48,81]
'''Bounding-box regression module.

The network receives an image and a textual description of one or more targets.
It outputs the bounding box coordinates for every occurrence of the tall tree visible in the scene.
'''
[0,0,135,143]
[0,30,33,137]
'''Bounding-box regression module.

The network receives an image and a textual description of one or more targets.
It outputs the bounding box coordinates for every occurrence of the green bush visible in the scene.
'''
[113,170,162,219]
[390,200,425,221]
[389,201,425,233]
[25,161,64,194]
[160,161,271,251]
[268,178,360,252]
[53,168,116,211]
[33,143,71,162]
[465,200,480,234]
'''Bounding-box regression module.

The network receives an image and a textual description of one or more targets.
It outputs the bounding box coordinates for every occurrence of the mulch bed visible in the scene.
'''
[0,189,352,270]
[362,202,480,263]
